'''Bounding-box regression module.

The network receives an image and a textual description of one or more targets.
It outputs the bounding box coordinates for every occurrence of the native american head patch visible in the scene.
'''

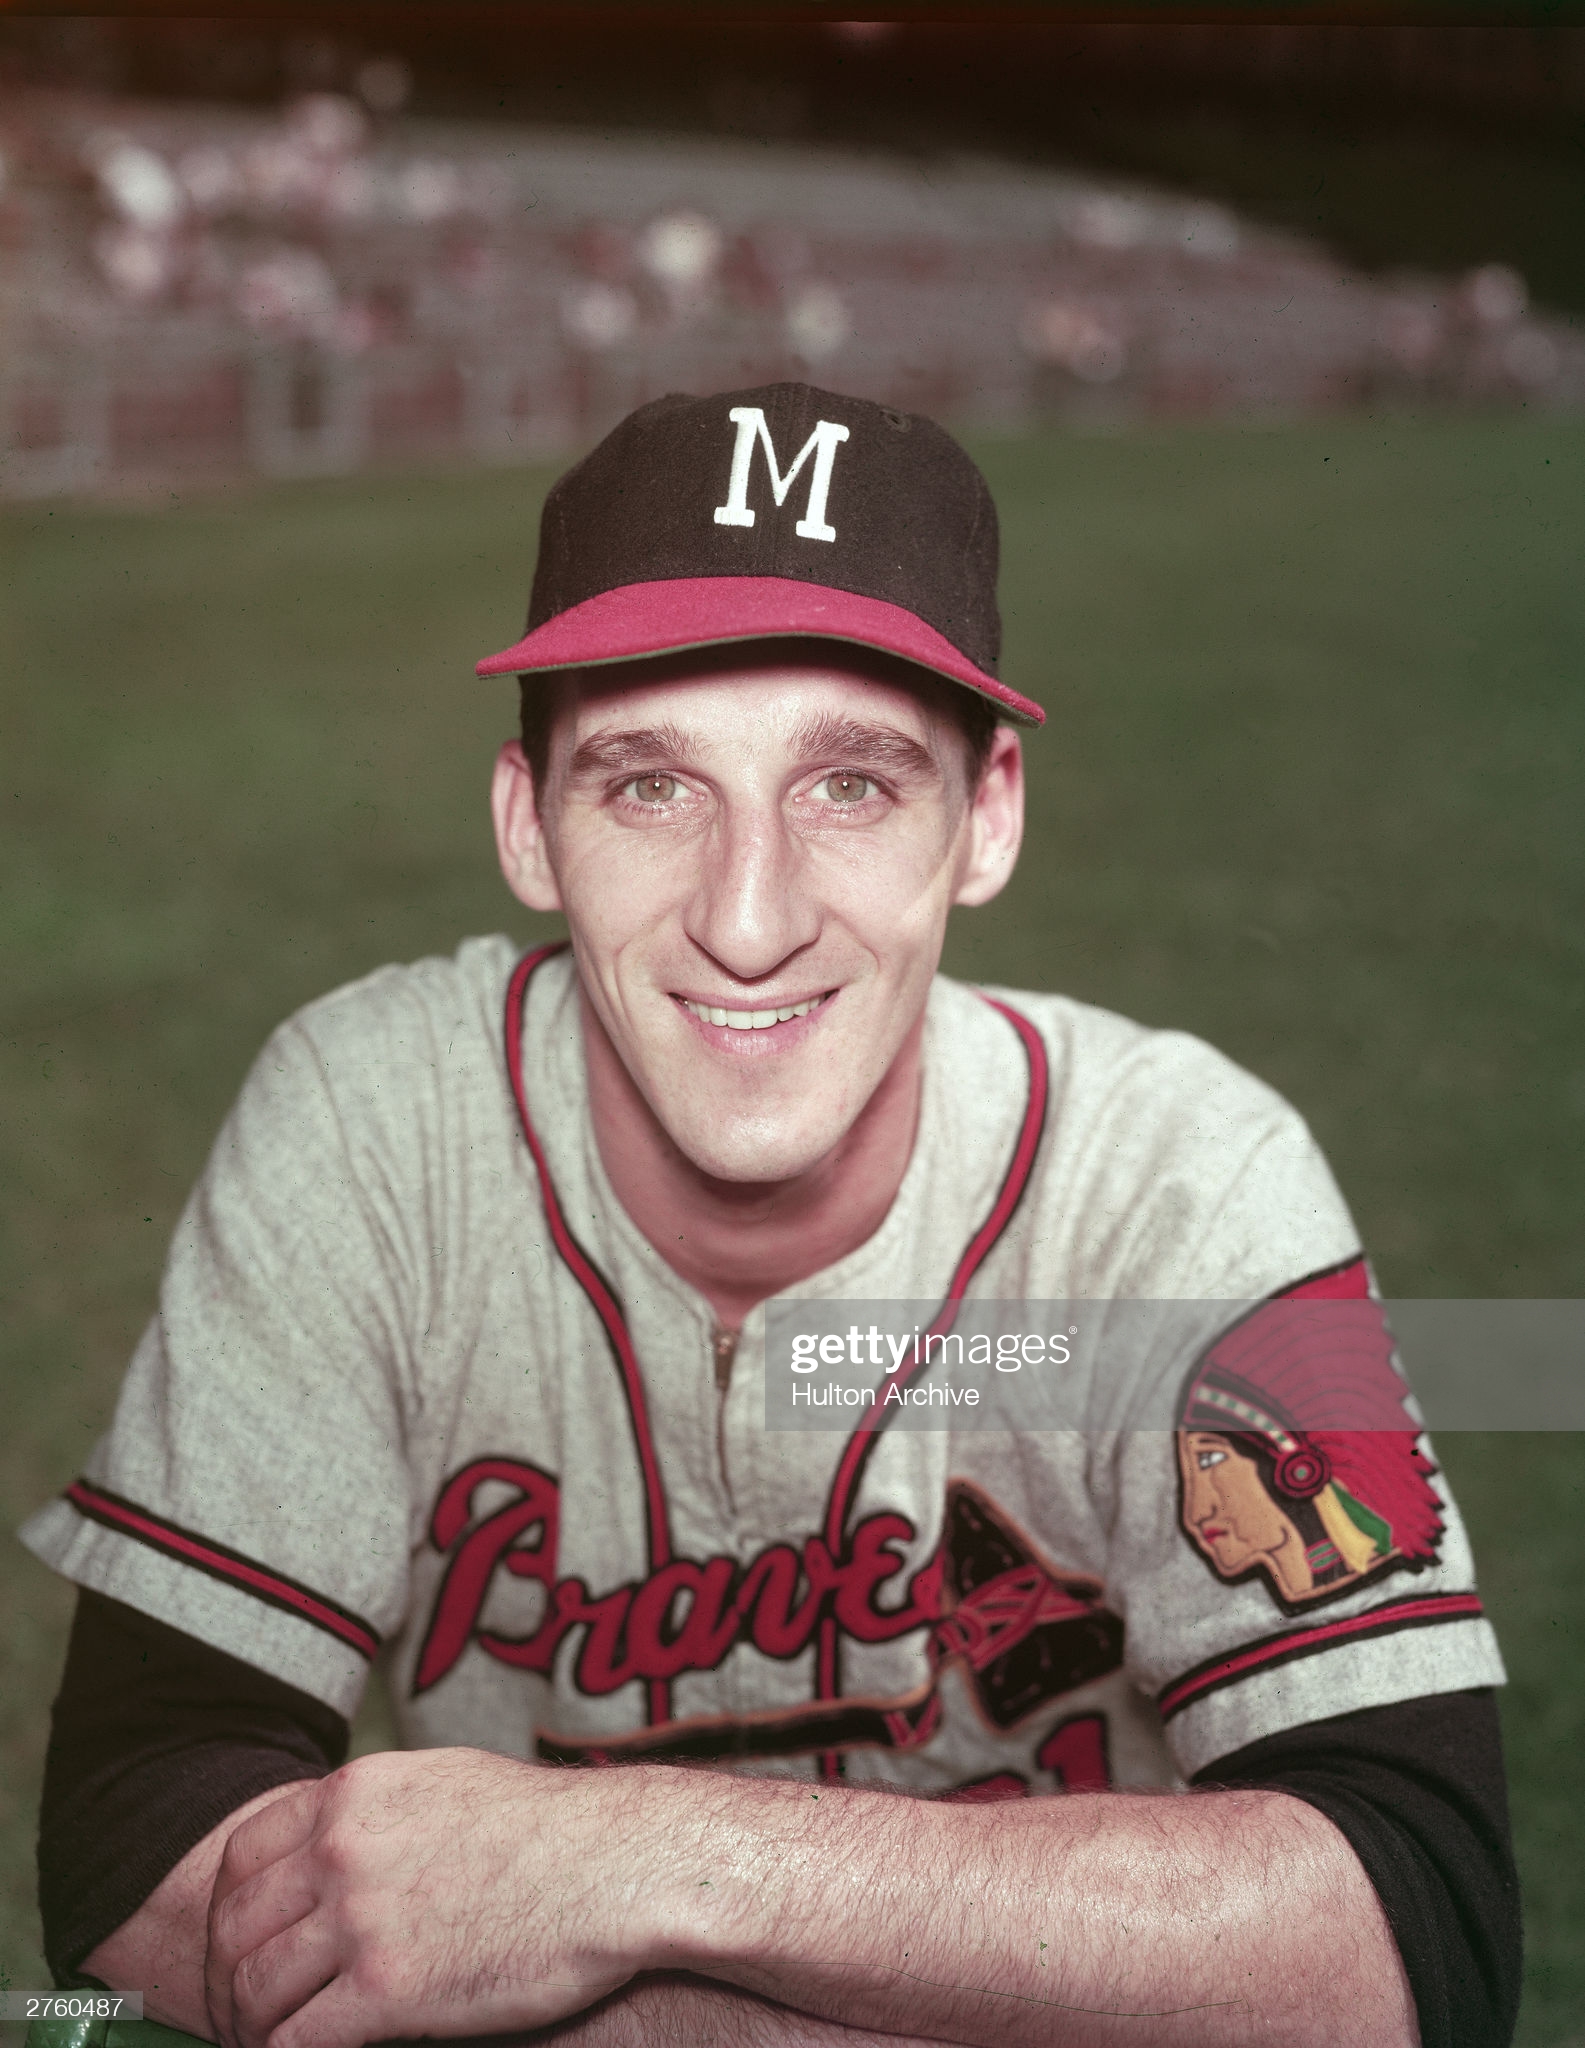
[1176,1259,1445,1614]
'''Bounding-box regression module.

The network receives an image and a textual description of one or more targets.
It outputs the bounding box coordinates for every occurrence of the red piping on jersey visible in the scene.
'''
[505,943,675,1726]
[505,949,1048,1741]
[64,1477,382,1660]
[816,995,1050,1777]
[1156,1589,1486,1722]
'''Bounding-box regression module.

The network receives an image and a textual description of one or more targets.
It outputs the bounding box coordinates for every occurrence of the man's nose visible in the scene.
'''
[681,798,822,983]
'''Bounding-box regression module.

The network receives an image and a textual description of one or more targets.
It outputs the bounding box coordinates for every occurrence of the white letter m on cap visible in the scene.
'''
[713,407,850,543]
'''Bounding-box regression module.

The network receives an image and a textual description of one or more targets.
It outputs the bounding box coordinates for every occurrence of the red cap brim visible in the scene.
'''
[474,575,1044,727]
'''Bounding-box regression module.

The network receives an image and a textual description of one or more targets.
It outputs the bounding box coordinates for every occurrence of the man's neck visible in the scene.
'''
[581,996,924,1331]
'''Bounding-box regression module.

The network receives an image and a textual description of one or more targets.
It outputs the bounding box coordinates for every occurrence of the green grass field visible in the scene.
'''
[4,414,1583,2040]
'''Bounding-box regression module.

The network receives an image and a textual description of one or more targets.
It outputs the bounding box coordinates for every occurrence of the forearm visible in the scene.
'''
[634,1777,1417,2048]
[538,1972,967,2048]
[192,1749,1418,2048]
[84,1782,313,2040]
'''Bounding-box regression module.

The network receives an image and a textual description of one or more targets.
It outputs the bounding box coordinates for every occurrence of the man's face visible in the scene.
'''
[493,651,1023,1184]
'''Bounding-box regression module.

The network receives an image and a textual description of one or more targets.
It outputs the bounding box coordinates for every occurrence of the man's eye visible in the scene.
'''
[625,774,678,804]
[820,773,871,804]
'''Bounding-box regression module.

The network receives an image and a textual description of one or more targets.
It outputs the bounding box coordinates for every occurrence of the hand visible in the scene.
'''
[205,1749,647,2048]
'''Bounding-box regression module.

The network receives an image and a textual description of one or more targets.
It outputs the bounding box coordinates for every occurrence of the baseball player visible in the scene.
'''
[25,385,1518,2048]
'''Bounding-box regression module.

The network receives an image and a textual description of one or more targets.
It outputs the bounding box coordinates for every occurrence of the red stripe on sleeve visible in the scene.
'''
[1157,1590,1486,1721]
[65,1478,381,1661]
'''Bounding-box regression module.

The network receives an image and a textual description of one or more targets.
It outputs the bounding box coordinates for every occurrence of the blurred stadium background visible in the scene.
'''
[4,12,1585,493]
[3,12,1583,2042]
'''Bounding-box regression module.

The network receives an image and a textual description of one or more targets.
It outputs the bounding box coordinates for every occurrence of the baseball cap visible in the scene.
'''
[474,381,1043,726]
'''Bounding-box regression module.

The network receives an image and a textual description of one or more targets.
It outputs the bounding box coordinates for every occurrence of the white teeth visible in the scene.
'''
[680,994,825,1031]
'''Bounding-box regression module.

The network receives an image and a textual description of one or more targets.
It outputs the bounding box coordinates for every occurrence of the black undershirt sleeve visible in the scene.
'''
[41,1591,1521,2048]
[39,1588,349,1982]
[1194,1687,1522,2048]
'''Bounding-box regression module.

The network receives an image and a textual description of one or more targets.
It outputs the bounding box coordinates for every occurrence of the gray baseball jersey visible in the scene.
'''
[21,939,1502,1794]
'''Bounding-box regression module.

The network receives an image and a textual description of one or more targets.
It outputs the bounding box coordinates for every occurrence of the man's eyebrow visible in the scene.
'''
[565,713,943,781]
[787,714,942,777]
[565,724,705,777]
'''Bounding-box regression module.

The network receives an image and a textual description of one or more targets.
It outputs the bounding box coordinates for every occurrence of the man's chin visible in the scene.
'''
[662,1115,849,1188]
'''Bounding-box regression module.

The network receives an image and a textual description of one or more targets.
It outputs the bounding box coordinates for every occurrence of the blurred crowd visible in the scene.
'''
[2,76,1580,495]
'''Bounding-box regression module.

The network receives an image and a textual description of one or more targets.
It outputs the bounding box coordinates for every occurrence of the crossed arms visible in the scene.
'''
[89,1745,1417,2048]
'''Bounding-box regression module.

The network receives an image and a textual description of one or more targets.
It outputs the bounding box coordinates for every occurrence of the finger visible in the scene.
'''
[208,1783,324,2048]
[266,1973,407,2048]
[212,1784,323,1910]
[208,1854,321,2048]
[230,1913,342,2048]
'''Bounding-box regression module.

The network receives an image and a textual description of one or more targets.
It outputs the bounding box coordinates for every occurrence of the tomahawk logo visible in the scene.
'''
[713,406,851,543]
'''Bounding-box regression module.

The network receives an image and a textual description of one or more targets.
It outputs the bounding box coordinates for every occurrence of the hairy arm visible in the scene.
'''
[84,1792,962,2048]
[654,1770,1415,2048]
[539,1973,963,2048]
[194,1749,1415,2048]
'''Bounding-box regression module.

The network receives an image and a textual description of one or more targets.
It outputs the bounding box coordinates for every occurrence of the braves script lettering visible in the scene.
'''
[713,406,850,542]
[415,1457,940,1696]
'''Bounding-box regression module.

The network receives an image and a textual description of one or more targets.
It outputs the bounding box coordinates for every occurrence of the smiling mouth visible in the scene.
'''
[674,991,833,1032]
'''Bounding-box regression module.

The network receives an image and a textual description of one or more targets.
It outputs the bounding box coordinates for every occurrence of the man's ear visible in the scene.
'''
[491,741,564,913]
[952,724,1025,908]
